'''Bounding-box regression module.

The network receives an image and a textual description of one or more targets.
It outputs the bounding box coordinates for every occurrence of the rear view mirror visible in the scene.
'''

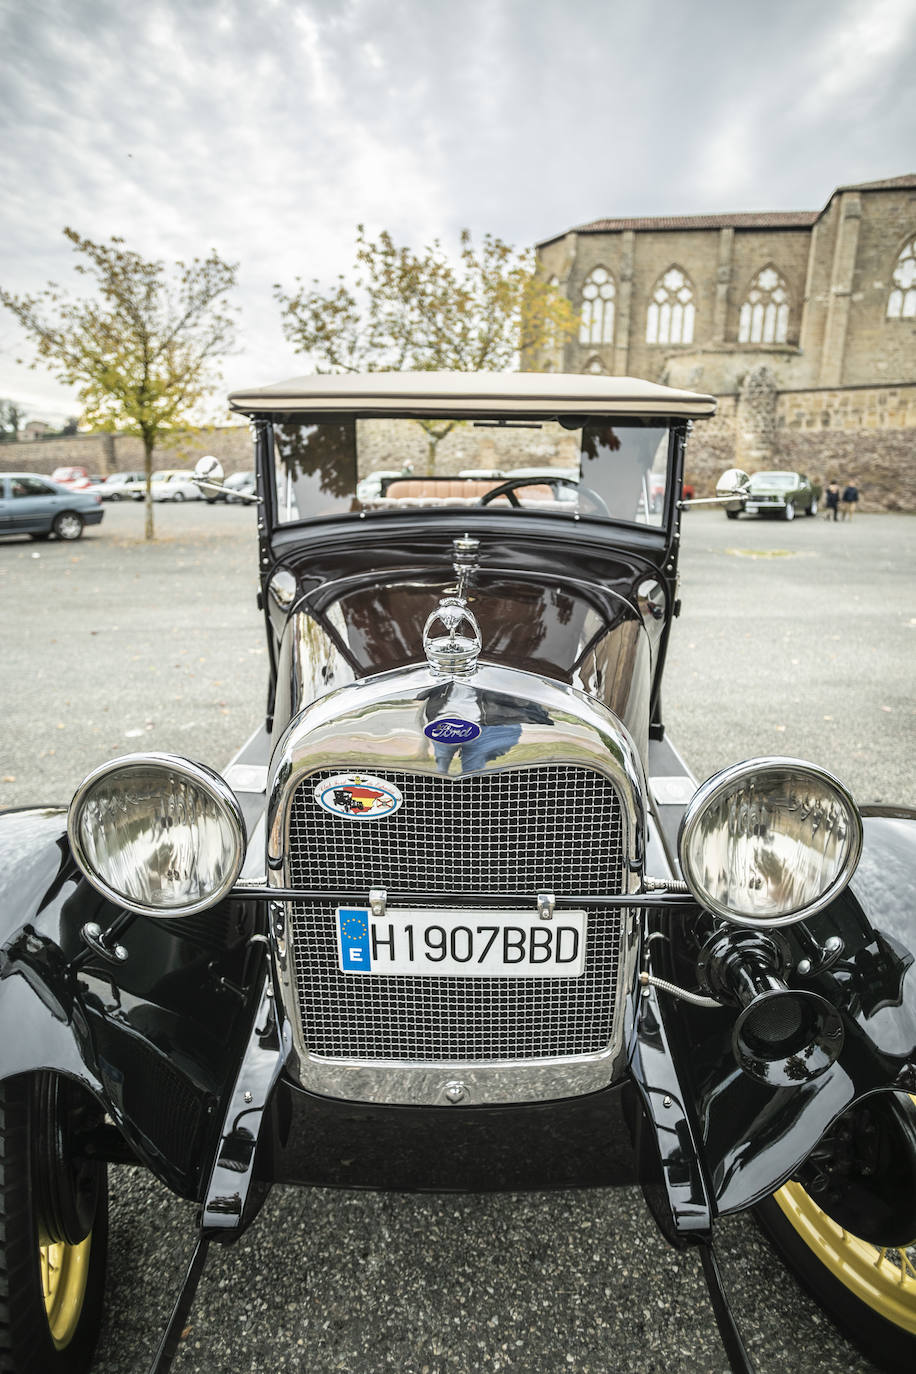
[716,468,751,498]
[194,455,224,489]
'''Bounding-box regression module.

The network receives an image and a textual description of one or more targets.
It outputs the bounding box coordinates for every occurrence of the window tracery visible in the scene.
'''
[579,267,615,345]
[887,237,916,318]
[646,267,695,345]
[738,266,790,344]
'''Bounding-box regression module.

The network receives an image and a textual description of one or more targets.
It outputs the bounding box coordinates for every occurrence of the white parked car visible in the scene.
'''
[151,470,204,502]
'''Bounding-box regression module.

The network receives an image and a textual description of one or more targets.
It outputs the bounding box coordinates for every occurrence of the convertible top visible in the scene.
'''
[228,371,718,419]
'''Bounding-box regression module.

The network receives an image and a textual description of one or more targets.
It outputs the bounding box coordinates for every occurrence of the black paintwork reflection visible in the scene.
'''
[0,808,268,1200]
[650,814,916,1215]
[263,1080,639,1193]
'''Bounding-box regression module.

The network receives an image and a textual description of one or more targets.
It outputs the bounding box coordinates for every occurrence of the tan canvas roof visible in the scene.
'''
[228,371,717,419]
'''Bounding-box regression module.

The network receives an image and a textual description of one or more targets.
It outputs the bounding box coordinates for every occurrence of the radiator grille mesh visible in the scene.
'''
[285,765,627,1062]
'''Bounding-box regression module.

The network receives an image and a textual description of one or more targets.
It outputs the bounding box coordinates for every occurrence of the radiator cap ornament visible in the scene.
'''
[314,773,403,820]
[423,598,482,676]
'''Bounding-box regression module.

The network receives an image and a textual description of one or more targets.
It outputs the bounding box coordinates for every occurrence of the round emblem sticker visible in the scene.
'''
[423,718,481,743]
[314,773,403,820]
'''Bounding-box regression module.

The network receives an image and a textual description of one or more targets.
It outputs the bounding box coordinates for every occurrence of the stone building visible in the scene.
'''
[537,175,916,507]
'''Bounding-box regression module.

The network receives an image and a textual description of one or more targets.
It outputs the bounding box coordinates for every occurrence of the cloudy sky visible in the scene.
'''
[2,0,915,420]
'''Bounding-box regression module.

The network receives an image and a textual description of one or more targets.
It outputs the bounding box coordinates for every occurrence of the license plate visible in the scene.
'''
[336,907,586,977]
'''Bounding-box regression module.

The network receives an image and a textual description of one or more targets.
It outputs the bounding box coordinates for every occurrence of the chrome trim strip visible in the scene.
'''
[265,662,646,1105]
[298,1043,633,1108]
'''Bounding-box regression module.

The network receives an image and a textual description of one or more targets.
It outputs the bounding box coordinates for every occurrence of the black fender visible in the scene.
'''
[653,808,916,1217]
[0,808,265,1199]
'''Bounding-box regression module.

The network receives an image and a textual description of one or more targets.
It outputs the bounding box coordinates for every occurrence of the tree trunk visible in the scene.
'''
[143,437,155,541]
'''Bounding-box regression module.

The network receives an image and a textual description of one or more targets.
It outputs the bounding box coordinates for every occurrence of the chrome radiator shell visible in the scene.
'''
[267,663,645,1106]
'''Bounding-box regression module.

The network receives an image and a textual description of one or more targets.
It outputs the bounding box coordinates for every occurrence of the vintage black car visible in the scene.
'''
[1,372,914,1374]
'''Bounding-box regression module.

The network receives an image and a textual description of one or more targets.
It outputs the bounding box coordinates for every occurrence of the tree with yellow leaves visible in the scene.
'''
[1,229,237,539]
[274,227,577,469]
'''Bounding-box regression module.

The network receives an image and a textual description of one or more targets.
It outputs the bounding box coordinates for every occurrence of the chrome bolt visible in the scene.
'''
[663,1096,672,1109]
[797,958,813,976]
[243,1090,253,1104]
[444,1081,468,1104]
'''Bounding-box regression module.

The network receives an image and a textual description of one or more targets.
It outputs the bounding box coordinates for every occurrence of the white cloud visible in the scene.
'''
[1,0,914,412]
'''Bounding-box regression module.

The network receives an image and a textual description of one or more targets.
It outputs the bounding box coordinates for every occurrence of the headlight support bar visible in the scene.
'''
[230,885,698,908]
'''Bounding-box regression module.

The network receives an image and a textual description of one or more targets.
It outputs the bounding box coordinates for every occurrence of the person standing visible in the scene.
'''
[841,480,860,520]
[824,480,840,520]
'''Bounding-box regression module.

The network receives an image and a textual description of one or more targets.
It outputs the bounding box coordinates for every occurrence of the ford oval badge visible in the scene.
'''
[423,717,481,743]
[314,774,403,820]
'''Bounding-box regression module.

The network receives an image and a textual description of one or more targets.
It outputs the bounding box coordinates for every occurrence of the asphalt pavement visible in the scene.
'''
[2,500,913,1373]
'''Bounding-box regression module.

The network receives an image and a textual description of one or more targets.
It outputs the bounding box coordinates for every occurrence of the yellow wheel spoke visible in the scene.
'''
[40,1233,92,1350]
[775,1182,916,1334]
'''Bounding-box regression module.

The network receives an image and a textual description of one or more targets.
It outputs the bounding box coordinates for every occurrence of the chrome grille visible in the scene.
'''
[285,765,627,1062]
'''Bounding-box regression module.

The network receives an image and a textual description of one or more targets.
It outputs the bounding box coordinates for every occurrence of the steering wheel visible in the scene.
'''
[477,475,610,518]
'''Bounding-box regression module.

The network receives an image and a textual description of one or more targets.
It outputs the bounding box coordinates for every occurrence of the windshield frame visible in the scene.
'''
[262,410,681,540]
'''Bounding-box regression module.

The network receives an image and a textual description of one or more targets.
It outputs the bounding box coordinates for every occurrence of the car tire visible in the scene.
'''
[52,513,84,541]
[0,1074,108,1374]
[783,501,795,521]
[108,493,121,503]
[172,492,185,503]
[806,499,818,516]
[725,509,740,520]
[756,1096,916,1373]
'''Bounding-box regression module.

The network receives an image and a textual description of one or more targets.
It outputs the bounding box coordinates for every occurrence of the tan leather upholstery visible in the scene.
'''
[383,478,556,503]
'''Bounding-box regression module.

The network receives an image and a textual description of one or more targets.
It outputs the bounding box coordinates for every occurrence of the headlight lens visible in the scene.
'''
[678,758,862,926]
[68,754,246,917]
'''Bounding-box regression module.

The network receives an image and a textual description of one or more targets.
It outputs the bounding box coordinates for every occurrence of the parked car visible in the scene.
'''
[151,470,203,502]
[50,465,93,492]
[1,372,913,1374]
[725,469,819,520]
[205,469,256,504]
[121,469,199,501]
[0,471,104,541]
[99,470,145,500]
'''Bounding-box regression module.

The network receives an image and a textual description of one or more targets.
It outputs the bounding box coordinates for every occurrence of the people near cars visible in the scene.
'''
[824,480,841,520]
[841,480,860,519]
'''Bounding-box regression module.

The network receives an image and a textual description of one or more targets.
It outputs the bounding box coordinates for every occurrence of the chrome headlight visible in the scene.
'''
[678,758,862,926]
[68,754,246,917]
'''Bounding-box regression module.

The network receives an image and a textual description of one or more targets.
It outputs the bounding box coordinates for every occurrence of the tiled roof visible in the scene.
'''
[540,175,915,246]
[561,211,819,238]
[836,174,916,192]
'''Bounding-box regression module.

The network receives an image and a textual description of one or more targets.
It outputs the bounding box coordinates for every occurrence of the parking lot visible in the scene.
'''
[1,501,913,1372]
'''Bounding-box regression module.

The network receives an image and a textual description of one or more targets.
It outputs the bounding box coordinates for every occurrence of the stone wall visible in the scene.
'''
[685,381,916,509]
[0,425,252,476]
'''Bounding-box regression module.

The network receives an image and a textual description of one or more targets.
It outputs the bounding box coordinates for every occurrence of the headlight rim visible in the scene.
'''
[678,755,863,927]
[67,752,247,918]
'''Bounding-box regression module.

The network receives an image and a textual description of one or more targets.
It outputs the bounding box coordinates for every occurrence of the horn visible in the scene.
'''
[698,931,844,1087]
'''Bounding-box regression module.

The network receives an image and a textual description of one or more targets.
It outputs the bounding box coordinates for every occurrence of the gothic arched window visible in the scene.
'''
[739,266,790,343]
[887,237,916,318]
[646,267,695,345]
[579,267,615,345]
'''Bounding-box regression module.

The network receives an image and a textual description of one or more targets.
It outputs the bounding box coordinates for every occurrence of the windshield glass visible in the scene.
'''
[752,472,798,488]
[271,417,672,528]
